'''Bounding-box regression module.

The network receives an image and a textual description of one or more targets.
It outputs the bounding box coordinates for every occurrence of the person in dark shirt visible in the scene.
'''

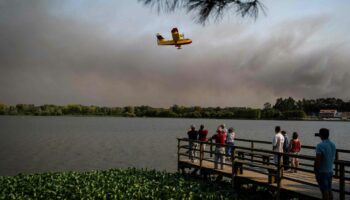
[282,131,290,170]
[187,125,198,162]
[211,127,226,170]
[198,124,208,159]
[314,128,336,200]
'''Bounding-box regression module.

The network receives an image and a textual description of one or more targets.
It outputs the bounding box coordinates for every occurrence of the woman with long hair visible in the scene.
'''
[289,132,301,173]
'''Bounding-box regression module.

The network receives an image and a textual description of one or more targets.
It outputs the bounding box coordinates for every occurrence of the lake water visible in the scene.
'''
[0,116,349,176]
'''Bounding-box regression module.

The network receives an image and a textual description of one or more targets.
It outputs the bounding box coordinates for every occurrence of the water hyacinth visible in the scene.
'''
[0,168,238,199]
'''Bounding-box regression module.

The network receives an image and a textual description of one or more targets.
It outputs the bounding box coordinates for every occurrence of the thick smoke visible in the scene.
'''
[0,0,349,107]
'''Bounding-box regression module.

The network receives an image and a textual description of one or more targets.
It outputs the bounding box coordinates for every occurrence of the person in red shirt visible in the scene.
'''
[198,124,208,159]
[211,126,226,170]
[289,132,301,173]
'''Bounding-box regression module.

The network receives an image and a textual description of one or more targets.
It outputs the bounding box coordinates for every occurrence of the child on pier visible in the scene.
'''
[226,127,235,161]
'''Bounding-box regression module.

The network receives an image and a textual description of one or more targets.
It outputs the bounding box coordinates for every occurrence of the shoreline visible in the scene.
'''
[0,114,349,122]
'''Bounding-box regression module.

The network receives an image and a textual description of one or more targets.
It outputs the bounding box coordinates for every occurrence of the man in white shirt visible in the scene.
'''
[272,126,285,164]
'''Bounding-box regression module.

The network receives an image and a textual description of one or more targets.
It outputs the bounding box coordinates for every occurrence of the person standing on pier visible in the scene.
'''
[187,125,198,162]
[314,128,336,200]
[272,126,284,164]
[211,126,226,170]
[226,127,235,161]
[220,124,228,135]
[198,124,208,160]
[282,131,290,170]
[289,132,301,172]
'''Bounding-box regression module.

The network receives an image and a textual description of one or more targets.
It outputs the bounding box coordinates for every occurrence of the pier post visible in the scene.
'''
[177,139,180,173]
[250,141,254,163]
[335,150,339,177]
[199,142,203,168]
[210,139,213,158]
[339,162,345,200]
[231,147,236,189]
[276,154,282,200]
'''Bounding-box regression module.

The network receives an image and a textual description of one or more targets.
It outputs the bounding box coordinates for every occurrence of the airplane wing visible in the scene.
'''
[156,34,176,45]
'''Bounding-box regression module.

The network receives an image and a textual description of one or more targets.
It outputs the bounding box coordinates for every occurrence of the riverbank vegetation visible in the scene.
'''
[0,168,270,200]
[1,97,349,120]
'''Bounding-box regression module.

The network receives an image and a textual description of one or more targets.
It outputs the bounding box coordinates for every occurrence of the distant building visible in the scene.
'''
[341,112,350,120]
[319,109,337,118]
[335,112,342,118]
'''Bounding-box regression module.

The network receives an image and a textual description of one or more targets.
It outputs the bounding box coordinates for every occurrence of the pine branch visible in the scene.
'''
[139,0,266,24]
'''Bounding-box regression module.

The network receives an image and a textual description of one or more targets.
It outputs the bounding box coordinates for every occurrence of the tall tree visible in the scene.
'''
[139,0,265,24]
[0,103,7,115]
[273,97,297,112]
[263,102,271,110]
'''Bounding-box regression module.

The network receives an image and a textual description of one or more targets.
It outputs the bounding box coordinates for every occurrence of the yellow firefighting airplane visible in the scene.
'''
[156,28,192,49]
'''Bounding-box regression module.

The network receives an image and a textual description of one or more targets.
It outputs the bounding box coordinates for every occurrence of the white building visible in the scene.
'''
[319,109,337,118]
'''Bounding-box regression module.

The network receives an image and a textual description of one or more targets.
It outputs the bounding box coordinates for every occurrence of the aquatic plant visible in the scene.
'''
[0,168,238,199]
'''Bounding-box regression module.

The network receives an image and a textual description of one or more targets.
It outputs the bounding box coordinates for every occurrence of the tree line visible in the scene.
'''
[0,97,349,120]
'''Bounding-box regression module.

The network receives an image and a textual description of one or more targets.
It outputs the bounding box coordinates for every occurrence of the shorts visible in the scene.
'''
[201,143,206,151]
[215,146,225,155]
[315,172,333,192]
[291,152,299,161]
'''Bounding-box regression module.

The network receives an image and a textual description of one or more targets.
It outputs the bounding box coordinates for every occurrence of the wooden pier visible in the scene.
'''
[177,138,350,200]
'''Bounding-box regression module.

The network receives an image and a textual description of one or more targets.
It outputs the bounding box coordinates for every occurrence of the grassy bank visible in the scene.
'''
[0,168,270,200]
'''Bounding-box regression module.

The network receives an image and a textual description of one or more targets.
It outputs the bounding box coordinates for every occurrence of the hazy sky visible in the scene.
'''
[1,0,350,108]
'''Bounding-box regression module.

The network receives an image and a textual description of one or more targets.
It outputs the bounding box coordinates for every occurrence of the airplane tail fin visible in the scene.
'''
[156,33,164,40]
[156,33,165,45]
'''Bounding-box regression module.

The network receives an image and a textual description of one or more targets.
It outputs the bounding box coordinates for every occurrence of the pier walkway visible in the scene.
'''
[177,138,350,200]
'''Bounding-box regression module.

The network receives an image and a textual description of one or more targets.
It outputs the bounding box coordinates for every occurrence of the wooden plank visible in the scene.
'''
[177,138,350,200]
[179,158,350,200]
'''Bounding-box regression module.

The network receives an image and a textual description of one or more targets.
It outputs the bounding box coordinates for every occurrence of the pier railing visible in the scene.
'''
[177,138,350,200]
[233,138,350,177]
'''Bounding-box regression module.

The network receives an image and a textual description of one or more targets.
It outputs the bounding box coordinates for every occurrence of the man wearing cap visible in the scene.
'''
[187,125,198,162]
[314,128,336,200]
